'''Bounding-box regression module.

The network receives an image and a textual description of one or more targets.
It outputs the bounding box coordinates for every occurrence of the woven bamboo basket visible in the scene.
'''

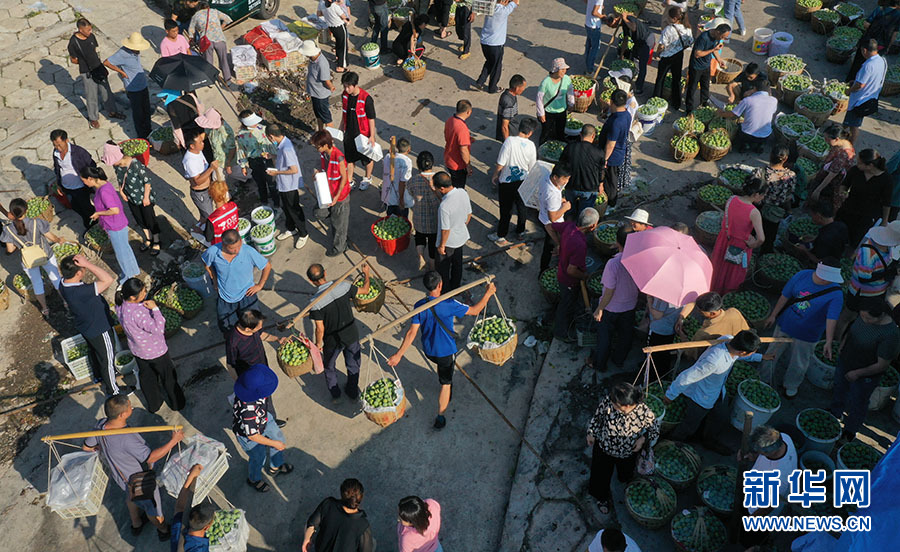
[625,477,677,529]
[826,87,849,114]
[794,0,821,20]
[881,79,900,97]
[277,350,314,378]
[572,77,597,113]
[35,200,55,222]
[778,73,813,107]
[403,62,426,82]
[671,507,728,552]
[653,440,702,491]
[699,131,731,162]
[767,57,804,86]
[811,11,837,34]
[694,211,723,247]
[714,58,743,84]
[470,328,517,366]
[825,43,855,64]
[0,285,8,311]
[539,268,560,304]
[795,94,835,127]
[361,379,409,428]
[798,140,829,163]
[591,220,620,256]
[352,276,386,314]
[670,140,699,163]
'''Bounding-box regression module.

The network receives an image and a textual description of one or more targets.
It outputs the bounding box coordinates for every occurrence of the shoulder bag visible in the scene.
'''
[197,9,212,53]
[783,286,842,310]
[429,305,460,354]
[7,220,49,269]
[722,197,748,266]
[542,78,564,110]
[73,35,109,83]
[99,435,158,503]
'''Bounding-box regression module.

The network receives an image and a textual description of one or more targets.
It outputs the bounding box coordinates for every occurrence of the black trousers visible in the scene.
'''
[647,332,675,375]
[540,224,554,272]
[554,283,584,339]
[685,65,711,114]
[669,395,730,443]
[437,245,463,291]
[589,443,637,503]
[438,0,452,26]
[126,88,152,139]
[127,201,160,235]
[85,329,120,396]
[654,50,684,110]
[476,44,504,93]
[455,5,472,54]
[279,189,308,236]
[136,352,185,413]
[330,25,349,68]
[248,156,278,206]
[65,186,94,231]
[631,42,651,93]
[414,231,437,259]
[592,308,634,370]
[540,110,567,144]
[604,164,622,207]
[497,180,526,237]
[449,168,467,189]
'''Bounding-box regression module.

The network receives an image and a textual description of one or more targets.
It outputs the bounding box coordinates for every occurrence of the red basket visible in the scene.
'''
[371,216,411,256]
[119,139,150,166]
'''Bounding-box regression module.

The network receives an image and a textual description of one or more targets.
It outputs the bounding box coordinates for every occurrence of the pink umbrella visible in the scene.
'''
[620,226,712,306]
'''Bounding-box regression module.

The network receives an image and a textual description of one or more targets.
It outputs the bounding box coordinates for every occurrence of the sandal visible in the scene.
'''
[139,239,150,252]
[247,478,270,492]
[267,463,294,476]
[108,111,126,120]
[597,500,611,515]
[150,242,161,256]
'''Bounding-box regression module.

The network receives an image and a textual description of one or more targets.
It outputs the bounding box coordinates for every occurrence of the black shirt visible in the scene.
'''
[309,282,359,350]
[496,89,518,141]
[68,34,102,74]
[167,94,201,132]
[624,17,651,47]
[838,167,893,220]
[812,221,849,261]
[344,94,376,139]
[225,328,267,376]
[307,497,374,552]
[733,72,758,99]
[558,140,605,193]
[169,0,198,23]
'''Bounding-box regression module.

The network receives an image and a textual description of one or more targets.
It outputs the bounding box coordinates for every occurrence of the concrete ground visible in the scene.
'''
[0,0,898,551]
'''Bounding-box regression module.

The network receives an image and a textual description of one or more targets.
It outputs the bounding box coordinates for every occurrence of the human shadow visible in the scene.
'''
[37,60,87,120]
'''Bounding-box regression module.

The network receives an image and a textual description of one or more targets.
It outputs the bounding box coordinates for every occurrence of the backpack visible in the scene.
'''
[7,220,48,268]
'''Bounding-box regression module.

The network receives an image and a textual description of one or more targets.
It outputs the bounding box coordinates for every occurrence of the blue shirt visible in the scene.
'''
[733,91,778,138]
[480,2,517,46]
[274,137,301,192]
[848,54,887,110]
[107,47,148,92]
[201,242,268,304]
[776,270,843,343]
[411,295,470,357]
[170,511,210,552]
[666,338,762,409]
[599,110,631,167]
[691,30,718,70]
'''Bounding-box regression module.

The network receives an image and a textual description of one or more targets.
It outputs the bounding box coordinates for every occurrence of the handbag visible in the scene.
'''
[100,435,158,503]
[73,36,109,83]
[635,442,655,476]
[7,220,49,269]
[197,9,212,53]
[722,197,749,267]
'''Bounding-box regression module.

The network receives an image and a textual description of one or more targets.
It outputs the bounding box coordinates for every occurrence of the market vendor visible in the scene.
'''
[739,426,798,516]
[339,71,378,190]
[787,201,849,267]
[726,62,760,104]
[664,330,771,454]
[717,78,777,154]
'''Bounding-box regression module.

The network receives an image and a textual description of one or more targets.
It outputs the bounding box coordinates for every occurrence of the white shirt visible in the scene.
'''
[381,153,413,206]
[748,434,798,514]
[182,150,209,180]
[496,136,537,183]
[54,149,84,190]
[438,187,471,249]
[588,530,642,552]
[657,23,693,58]
[585,0,604,28]
[317,0,348,27]
[538,178,563,225]
[733,91,779,138]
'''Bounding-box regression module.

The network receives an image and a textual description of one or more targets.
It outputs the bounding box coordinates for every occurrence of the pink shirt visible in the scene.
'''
[160,34,190,57]
[601,253,639,313]
[397,498,442,552]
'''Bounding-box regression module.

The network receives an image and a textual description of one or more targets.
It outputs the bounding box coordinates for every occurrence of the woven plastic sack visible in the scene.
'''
[47,451,101,509]
[518,160,551,209]
[160,434,226,494]
[271,31,302,52]
[230,45,257,67]
[209,509,250,552]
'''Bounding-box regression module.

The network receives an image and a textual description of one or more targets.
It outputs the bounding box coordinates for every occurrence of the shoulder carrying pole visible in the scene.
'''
[42,425,184,443]
[284,256,369,329]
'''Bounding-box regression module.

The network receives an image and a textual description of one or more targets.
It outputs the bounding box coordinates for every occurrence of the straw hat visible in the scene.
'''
[868,221,900,247]
[122,32,151,51]
[195,108,223,130]
[300,40,321,57]
[625,209,651,226]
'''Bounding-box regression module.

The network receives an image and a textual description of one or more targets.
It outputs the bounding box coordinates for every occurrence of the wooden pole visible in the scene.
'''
[285,256,369,328]
[42,425,183,443]
[729,410,755,541]
[642,337,792,354]
[591,27,622,80]
[360,275,495,345]
[388,242,530,287]
[389,136,396,183]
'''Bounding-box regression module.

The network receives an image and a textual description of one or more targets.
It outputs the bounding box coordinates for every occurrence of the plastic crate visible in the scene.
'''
[61,335,93,381]
[263,57,286,71]
[472,0,498,16]
[51,454,108,519]
[162,435,230,506]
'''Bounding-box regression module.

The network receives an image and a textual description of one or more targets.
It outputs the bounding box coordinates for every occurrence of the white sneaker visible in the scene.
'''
[487,232,502,242]
[277,229,297,241]
[294,235,309,249]
[359,178,371,191]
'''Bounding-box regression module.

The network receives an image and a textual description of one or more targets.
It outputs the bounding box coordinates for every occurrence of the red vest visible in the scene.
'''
[341,88,371,137]
[321,148,349,202]
[207,201,238,244]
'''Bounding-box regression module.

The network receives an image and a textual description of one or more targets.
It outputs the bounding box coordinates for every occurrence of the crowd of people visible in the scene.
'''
[6,0,900,550]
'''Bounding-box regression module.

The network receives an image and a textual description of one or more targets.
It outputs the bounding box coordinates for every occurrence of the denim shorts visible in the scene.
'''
[843,109,865,128]
[311,97,332,124]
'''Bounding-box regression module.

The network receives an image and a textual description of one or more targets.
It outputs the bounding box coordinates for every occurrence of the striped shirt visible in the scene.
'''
[850,238,891,297]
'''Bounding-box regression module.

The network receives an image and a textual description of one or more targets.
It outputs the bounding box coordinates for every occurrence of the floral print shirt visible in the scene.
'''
[235,124,277,168]
[587,395,659,458]
[188,8,232,44]
[114,159,155,205]
[207,121,236,167]
[763,166,797,207]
